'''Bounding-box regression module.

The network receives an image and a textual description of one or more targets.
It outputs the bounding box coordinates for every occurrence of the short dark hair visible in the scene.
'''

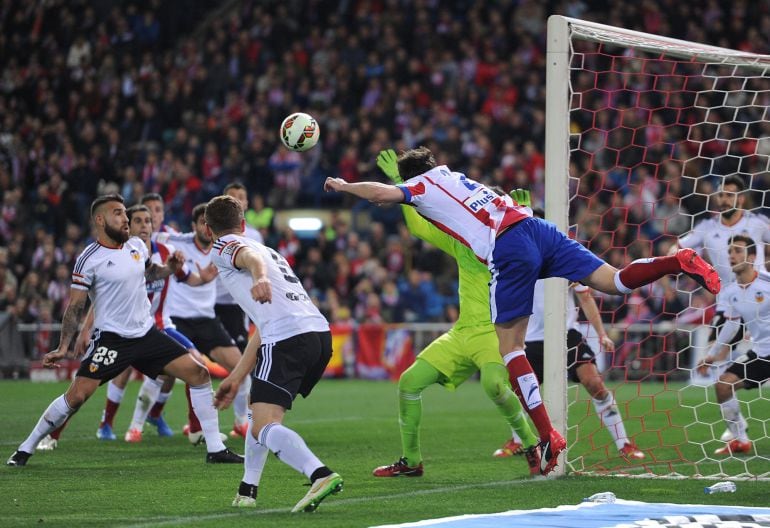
[205,195,243,235]
[192,203,208,223]
[722,174,746,192]
[127,204,150,223]
[91,194,124,218]
[729,234,756,257]
[223,182,246,194]
[140,193,163,205]
[397,147,436,180]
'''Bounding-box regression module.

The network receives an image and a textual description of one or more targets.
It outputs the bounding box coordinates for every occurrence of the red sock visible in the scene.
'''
[51,415,72,440]
[149,401,165,419]
[185,384,202,433]
[618,255,681,290]
[505,353,553,442]
[101,399,120,428]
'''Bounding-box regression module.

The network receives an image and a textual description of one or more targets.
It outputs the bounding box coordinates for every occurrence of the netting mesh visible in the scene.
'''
[564,24,770,480]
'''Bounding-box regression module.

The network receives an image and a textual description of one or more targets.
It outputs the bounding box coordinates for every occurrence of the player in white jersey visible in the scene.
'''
[675,175,770,337]
[142,192,179,235]
[325,146,720,473]
[214,183,262,437]
[205,195,343,513]
[164,203,250,438]
[697,235,770,456]
[7,194,242,467]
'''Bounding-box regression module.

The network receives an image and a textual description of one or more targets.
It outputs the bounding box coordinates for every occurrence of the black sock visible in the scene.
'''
[310,466,333,483]
[238,481,258,499]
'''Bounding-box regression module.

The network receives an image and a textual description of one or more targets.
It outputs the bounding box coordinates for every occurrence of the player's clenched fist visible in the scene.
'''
[324,177,346,192]
[251,277,272,303]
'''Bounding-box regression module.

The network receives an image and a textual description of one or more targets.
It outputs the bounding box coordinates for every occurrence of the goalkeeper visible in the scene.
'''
[371,150,542,478]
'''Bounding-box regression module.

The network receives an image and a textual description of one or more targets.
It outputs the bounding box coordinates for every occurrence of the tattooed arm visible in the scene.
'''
[144,250,185,283]
[43,288,89,368]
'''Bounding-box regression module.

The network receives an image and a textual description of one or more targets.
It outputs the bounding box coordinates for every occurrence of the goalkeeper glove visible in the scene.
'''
[509,188,531,208]
[376,149,402,184]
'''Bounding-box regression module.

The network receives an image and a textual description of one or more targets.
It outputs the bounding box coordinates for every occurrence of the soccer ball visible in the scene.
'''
[280,112,320,152]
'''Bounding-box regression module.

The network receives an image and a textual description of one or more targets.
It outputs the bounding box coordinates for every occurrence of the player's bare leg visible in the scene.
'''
[211,345,250,436]
[714,373,752,456]
[575,363,643,460]
[8,377,100,466]
[162,354,242,463]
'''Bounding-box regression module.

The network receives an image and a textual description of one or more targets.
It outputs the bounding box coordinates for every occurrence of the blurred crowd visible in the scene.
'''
[3,0,770,357]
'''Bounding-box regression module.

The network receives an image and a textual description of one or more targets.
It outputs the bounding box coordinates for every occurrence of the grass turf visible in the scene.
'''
[0,379,768,527]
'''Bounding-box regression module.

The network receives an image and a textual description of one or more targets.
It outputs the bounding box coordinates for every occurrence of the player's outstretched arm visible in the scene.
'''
[184,262,219,286]
[215,327,261,410]
[233,246,272,303]
[44,288,89,368]
[324,177,405,204]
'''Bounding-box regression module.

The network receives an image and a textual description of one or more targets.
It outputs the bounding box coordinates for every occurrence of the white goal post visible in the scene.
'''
[544,15,770,479]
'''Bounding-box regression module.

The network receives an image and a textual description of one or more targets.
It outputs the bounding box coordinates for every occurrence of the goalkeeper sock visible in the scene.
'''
[720,397,749,442]
[100,380,125,427]
[503,350,553,442]
[243,412,269,486]
[592,393,628,450]
[188,383,227,452]
[616,256,680,292]
[20,395,76,453]
[130,377,162,431]
[480,362,538,448]
[258,422,324,478]
[149,389,172,419]
[398,359,441,465]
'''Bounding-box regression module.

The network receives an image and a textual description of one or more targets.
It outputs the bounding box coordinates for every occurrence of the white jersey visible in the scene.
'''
[164,233,217,319]
[721,272,770,357]
[215,225,264,305]
[679,211,770,310]
[211,234,329,343]
[526,280,587,342]
[398,165,531,263]
[71,237,153,338]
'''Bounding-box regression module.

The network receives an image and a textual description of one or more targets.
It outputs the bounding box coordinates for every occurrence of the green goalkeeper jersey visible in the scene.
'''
[401,205,492,331]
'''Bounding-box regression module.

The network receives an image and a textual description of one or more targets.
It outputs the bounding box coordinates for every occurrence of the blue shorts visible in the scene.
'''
[163,327,195,351]
[489,217,603,323]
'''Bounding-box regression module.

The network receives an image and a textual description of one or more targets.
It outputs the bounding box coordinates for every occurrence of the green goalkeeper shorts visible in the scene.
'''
[417,326,501,390]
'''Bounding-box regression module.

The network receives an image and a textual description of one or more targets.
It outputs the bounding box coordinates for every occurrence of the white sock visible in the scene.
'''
[19,395,75,453]
[106,380,125,404]
[613,272,632,294]
[233,377,251,425]
[156,390,172,405]
[243,412,269,486]
[258,422,324,478]
[130,377,162,431]
[189,383,227,452]
[592,393,628,450]
[720,397,749,442]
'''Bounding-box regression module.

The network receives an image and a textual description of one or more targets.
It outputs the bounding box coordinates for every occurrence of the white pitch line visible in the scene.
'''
[119,477,546,528]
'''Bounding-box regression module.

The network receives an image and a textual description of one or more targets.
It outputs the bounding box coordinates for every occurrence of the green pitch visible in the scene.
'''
[0,379,767,527]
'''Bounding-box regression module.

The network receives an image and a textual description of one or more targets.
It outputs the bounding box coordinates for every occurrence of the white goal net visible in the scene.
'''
[544,15,770,480]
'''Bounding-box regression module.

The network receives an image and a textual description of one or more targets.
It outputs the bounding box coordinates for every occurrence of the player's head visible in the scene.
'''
[191,203,211,245]
[728,234,756,273]
[127,204,152,242]
[716,175,747,218]
[91,194,129,244]
[204,195,245,239]
[140,193,165,232]
[397,147,436,180]
[223,182,248,212]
